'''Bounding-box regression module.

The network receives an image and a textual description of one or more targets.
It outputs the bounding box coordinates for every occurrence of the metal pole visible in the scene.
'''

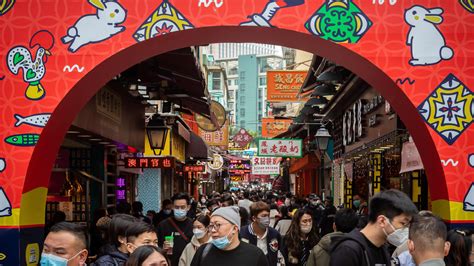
[320,154,324,196]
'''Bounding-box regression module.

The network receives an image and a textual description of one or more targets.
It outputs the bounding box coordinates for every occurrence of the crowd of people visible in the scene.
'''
[40,189,474,266]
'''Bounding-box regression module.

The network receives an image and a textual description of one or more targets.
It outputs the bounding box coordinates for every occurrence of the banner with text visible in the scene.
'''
[198,121,229,150]
[257,139,303,157]
[267,70,307,102]
[261,118,293,138]
[252,157,281,175]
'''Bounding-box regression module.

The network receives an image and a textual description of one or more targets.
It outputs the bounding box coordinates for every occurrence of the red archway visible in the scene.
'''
[24,26,446,224]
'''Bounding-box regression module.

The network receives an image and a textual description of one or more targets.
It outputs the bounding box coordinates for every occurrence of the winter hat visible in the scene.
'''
[211,206,241,229]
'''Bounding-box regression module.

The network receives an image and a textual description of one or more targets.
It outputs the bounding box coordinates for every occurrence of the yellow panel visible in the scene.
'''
[0,188,48,227]
[432,200,474,221]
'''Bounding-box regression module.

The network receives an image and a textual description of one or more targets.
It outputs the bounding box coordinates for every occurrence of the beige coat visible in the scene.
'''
[178,235,211,266]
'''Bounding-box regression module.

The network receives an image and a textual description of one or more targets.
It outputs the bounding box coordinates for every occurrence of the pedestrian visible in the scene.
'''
[94,214,138,265]
[156,193,194,266]
[282,208,320,266]
[239,206,251,227]
[41,222,88,265]
[238,191,253,214]
[330,189,418,266]
[147,210,157,223]
[126,245,169,266]
[319,197,337,237]
[274,205,292,237]
[154,199,173,227]
[307,208,359,266]
[353,194,368,216]
[190,206,268,266]
[406,214,450,266]
[445,229,472,266]
[117,201,132,215]
[269,203,279,228]
[306,194,325,230]
[221,194,235,207]
[125,222,159,254]
[179,215,211,266]
[241,201,285,266]
[392,210,434,266]
[133,201,152,224]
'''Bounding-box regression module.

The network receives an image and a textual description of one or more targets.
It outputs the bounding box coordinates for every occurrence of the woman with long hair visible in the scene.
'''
[179,215,211,266]
[445,229,472,266]
[126,245,169,266]
[283,208,320,266]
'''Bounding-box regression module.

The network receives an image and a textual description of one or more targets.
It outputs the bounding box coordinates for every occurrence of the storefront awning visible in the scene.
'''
[289,153,319,173]
[186,131,210,160]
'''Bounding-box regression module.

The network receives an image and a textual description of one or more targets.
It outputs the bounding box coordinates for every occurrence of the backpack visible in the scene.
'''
[330,235,371,266]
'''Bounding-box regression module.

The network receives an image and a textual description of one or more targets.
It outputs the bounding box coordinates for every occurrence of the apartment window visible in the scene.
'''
[258,88,262,98]
[240,83,246,92]
[258,102,262,110]
[227,79,232,86]
[240,120,245,128]
[240,96,245,103]
[235,79,239,85]
[229,67,238,76]
[240,109,245,116]
[259,77,267,86]
[240,71,245,79]
[212,72,221,91]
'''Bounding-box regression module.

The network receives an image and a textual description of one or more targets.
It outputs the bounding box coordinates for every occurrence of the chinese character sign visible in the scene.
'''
[252,157,281,175]
[261,118,293,138]
[198,121,229,148]
[125,157,175,168]
[258,139,303,157]
[232,128,253,148]
[267,71,308,102]
[184,165,205,172]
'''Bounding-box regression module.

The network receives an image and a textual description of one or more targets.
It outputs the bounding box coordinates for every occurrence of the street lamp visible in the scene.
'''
[315,125,331,196]
[146,114,169,154]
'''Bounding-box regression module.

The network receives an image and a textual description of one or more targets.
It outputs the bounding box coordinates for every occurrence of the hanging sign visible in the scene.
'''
[184,165,205,172]
[194,100,227,132]
[229,159,251,174]
[252,157,281,175]
[125,157,175,168]
[257,139,303,157]
[232,128,253,148]
[207,153,224,170]
[261,118,293,138]
[267,70,307,102]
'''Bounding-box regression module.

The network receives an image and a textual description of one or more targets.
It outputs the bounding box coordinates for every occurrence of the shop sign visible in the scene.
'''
[198,121,229,148]
[232,128,253,148]
[368,114,378,127]
[116,177,126,201]
[261,118,293,138]
[229,159,251,174]
[230,175,244,182]
[252,157,281,175]
[184,165,205,172]
[125,157,175,168]
[257,139,303,158]
[208,153,224,170]
[194,100,227,132]
[267,70,307,102]
[362,95,384,115]
[228,140,250,150]
[343,99,363,146]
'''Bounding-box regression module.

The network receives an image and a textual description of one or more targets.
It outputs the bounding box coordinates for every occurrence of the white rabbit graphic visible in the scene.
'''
[62,0,127,53]
[405,5,453,66]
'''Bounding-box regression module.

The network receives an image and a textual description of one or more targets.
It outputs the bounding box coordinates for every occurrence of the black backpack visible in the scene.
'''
[330,235,371,266]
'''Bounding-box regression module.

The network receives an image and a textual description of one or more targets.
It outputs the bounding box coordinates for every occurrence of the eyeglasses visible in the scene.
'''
[208,222,230,231]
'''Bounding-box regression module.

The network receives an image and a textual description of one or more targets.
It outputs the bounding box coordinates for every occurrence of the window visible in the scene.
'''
[227,79,232,86]
[240,96,245,103]
[258,102,262,110]
[258,88,262,98]
[212,72,220,91]
[240,109,245,116]
[229,67,238,76]
[240,83,246,92]
[235,79,239,85]
[259,77,267,86]
[240,71,245,79]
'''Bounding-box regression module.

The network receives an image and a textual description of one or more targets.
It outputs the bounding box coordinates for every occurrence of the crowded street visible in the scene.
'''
[1,0,474,265]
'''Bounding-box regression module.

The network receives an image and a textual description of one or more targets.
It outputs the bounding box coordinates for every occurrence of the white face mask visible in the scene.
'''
[383,217,408,247]
[300,224,312,234]
[193,228,207,239]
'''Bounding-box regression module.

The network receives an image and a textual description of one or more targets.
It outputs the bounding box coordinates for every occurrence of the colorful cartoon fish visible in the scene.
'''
[14,113,51,127]
[4,134,39,146]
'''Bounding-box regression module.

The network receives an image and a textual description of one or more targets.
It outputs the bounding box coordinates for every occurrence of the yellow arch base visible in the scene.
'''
[432,199,474,224]
[0,187,47,227]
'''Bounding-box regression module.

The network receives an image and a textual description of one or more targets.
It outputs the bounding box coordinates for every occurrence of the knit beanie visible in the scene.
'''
[211,206,241,229]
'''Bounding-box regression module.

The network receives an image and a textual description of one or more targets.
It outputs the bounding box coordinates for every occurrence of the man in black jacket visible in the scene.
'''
[330,189,418,266]
[156,192,194,266]
[240,201,284,266]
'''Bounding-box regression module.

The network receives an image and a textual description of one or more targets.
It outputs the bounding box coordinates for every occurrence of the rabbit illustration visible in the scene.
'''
[62,0,127,53]
[405,5,453,66]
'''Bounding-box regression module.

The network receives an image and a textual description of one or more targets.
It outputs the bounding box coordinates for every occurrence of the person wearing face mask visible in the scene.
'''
[330,189,418,266]
[41,222,88,266]
[179,215,211,266]
[353,194,368,217]
[282,208,320,266]
[156,193,194,266]
[125,222,159,254]
[94,214,138,265]
[190,206,268,266]
[241,201,285,266]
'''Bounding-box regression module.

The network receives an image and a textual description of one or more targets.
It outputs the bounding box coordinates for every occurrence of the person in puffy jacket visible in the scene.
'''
[179,215,211,266]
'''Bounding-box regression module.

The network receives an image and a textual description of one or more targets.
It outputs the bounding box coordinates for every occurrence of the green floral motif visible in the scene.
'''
[305,1,372,43]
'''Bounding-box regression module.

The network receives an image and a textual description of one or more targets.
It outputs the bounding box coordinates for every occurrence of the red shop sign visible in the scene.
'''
[184,165,205,172]
[125,157,175,168]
